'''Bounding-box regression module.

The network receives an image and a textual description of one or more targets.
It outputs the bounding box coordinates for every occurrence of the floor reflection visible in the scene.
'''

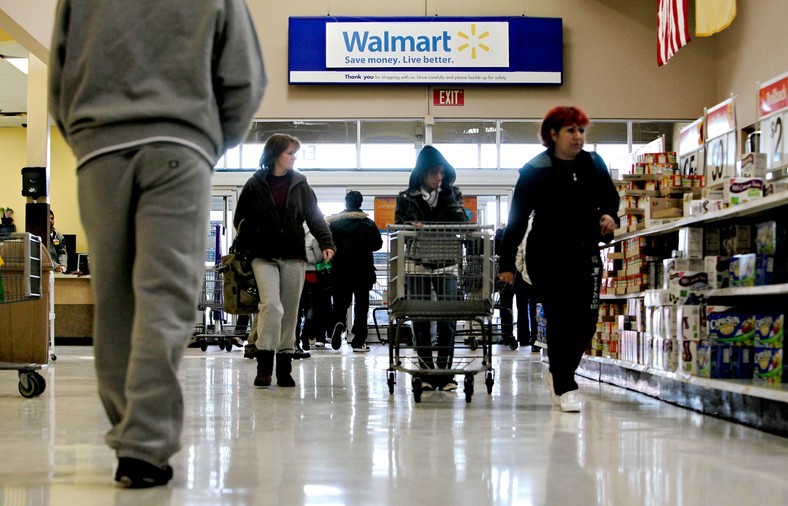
[0,345,786,505]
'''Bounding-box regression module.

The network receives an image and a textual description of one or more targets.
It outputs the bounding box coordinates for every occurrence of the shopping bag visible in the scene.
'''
[220,223,259,314]
[220,250,258,314]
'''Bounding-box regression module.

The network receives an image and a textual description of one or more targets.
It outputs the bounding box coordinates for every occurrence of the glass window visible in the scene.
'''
[433,121,498,169]
[360,120,424,169]
[500,121,542,169]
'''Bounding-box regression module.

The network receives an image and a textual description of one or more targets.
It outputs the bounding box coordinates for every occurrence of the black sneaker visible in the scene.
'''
[115,457,173,489]
[292,348,311,360]
[331,323,345,350]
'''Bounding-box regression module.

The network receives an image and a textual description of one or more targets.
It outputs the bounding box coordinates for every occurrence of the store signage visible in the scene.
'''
[759,71,788,169]
[704,98,737,187]
[678,117,705,177]
[433,89,464,106]
[288,16,563,85]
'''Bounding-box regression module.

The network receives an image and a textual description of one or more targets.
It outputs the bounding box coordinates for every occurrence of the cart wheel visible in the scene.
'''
[218,340,225,351]
[485,370,495,394]
[18,372,45,398]
[50,354,57,362]
[412,377,423,403]
[468,337,478,351]
[199,339,208,352]
[464,375,474,403]
[508,339,519,351]
[387,369,396,395]
[225,340,233,352]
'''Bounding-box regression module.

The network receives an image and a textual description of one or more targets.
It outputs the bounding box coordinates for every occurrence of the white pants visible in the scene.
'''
[252,258,305,352]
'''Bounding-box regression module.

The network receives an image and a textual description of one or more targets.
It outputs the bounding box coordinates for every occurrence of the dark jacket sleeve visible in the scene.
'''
[366,220,384,251]
[500,168,537,273]
[437,186,469,222]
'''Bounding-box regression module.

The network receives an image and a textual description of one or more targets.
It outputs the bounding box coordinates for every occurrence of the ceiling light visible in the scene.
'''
[2,56,28,74]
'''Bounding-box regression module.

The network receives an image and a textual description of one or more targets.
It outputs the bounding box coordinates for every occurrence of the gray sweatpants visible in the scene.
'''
[251,258,305,353]
[78,144,211,467]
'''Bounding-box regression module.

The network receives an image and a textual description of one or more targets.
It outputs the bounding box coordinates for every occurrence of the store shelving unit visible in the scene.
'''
[586,191,788,436]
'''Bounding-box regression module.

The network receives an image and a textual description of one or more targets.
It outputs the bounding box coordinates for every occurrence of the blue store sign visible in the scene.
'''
[288,16,563,85]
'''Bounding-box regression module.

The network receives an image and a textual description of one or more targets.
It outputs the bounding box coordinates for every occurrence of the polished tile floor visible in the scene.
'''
[1,342,787,506]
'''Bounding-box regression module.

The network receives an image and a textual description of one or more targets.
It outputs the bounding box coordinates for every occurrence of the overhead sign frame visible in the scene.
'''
[288,16,563,85]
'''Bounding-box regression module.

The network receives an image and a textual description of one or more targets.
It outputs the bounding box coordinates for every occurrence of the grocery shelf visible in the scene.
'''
[578,354,788,437]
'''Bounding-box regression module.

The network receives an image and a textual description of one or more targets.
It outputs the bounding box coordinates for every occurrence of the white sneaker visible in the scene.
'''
[559,390,581,412]
[542,371,561,406]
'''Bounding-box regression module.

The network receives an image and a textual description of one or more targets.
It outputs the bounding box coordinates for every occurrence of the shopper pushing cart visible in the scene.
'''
[385,223,495,403]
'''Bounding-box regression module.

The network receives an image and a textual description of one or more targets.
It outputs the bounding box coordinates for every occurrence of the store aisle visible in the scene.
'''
[0,344,786,505]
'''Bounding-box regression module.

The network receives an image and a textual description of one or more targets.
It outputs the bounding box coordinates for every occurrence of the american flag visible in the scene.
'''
[657,0,691,66]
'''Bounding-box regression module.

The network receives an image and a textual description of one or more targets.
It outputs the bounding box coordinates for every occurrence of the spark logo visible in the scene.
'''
[457,24,491,60]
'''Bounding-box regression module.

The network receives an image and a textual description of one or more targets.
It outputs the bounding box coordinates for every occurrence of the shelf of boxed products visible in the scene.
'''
[577,353,788,436]
[612,190,788,243]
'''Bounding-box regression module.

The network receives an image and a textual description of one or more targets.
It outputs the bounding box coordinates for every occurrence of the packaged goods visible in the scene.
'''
[678,227,704,259]
[696,340,732,378]
[730,345,754,379]
[707,310,755,346]
[738,153,768,178]
[705,227,722,256]
[721,224,751,255]
[649,197,684,219]
[704,255,730,289]
[679,339,699,374]
[724,178,764,205]
[753,347,783,384]
[678,304,705,341]
[729,254,757,287]
[754,314,784,347]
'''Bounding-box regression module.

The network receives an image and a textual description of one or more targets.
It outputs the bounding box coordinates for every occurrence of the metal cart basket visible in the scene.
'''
[385,223,496,403]
[0,232,47,397]
[192,266,243,352]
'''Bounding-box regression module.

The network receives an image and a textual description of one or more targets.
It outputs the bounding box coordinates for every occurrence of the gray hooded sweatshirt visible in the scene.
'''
[48,0,266,167]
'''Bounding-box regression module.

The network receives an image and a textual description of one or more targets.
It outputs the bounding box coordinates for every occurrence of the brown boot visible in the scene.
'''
[275,353,296,387]
[254,350,274,387]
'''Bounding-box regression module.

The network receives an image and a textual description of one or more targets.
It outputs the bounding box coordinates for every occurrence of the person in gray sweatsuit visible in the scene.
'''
[48,0,266,488]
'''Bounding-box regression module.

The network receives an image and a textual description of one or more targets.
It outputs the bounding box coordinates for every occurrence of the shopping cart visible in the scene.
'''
[385,223,496,403]
[0,232,47,398]
[192,267,243,352]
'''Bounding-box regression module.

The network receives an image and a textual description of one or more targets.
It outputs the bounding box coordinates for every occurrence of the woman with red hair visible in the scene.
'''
[498,106,619,412]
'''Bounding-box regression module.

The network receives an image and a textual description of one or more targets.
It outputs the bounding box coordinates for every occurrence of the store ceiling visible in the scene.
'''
[0,32,28,128]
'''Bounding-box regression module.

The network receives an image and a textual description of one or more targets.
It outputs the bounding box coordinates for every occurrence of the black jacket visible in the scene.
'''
[395,146,468,224]
[500,150,619,281]
[326,209,383,286]
[234,169,334,261]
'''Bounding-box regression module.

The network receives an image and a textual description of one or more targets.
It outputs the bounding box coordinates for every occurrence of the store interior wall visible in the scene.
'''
[2,0,788,254]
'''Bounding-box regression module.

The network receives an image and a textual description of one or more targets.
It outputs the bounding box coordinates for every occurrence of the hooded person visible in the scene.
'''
[394,146,468,224]
[394,145,468,392]
[326,191,383,351]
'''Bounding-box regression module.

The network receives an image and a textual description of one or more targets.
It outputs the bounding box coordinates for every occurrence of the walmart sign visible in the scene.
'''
[289,16,562,85]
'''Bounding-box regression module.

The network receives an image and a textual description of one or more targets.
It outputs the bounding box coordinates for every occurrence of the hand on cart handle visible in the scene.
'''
[498,271,515,286]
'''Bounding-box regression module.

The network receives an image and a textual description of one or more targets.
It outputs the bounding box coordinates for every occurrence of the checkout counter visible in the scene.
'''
[54,273,93,340]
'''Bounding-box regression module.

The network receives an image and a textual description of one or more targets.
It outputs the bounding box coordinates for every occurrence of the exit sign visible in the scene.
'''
[433,89,464,106]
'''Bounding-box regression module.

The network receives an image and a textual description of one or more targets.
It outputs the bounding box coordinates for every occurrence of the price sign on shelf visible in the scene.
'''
[704,98,737,187]
[678,117,705,176]
[759,72,788,169]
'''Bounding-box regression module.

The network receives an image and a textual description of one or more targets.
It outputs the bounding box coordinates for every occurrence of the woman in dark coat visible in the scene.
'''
[498,106,619,412]
[234,133,335,388]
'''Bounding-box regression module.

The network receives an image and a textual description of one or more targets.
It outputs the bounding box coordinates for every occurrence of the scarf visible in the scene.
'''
[420,187,441,208]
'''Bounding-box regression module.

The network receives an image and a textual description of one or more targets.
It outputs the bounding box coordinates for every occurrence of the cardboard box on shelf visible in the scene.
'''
[729,253,757,287]
[678,227,704,259]
[738,153,768,178]
[724,178,764,205]
[704,255,731,289]
[648,197,685,219]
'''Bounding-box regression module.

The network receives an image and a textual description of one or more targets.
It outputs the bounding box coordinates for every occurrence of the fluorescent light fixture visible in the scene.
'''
[3,56,28,74]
